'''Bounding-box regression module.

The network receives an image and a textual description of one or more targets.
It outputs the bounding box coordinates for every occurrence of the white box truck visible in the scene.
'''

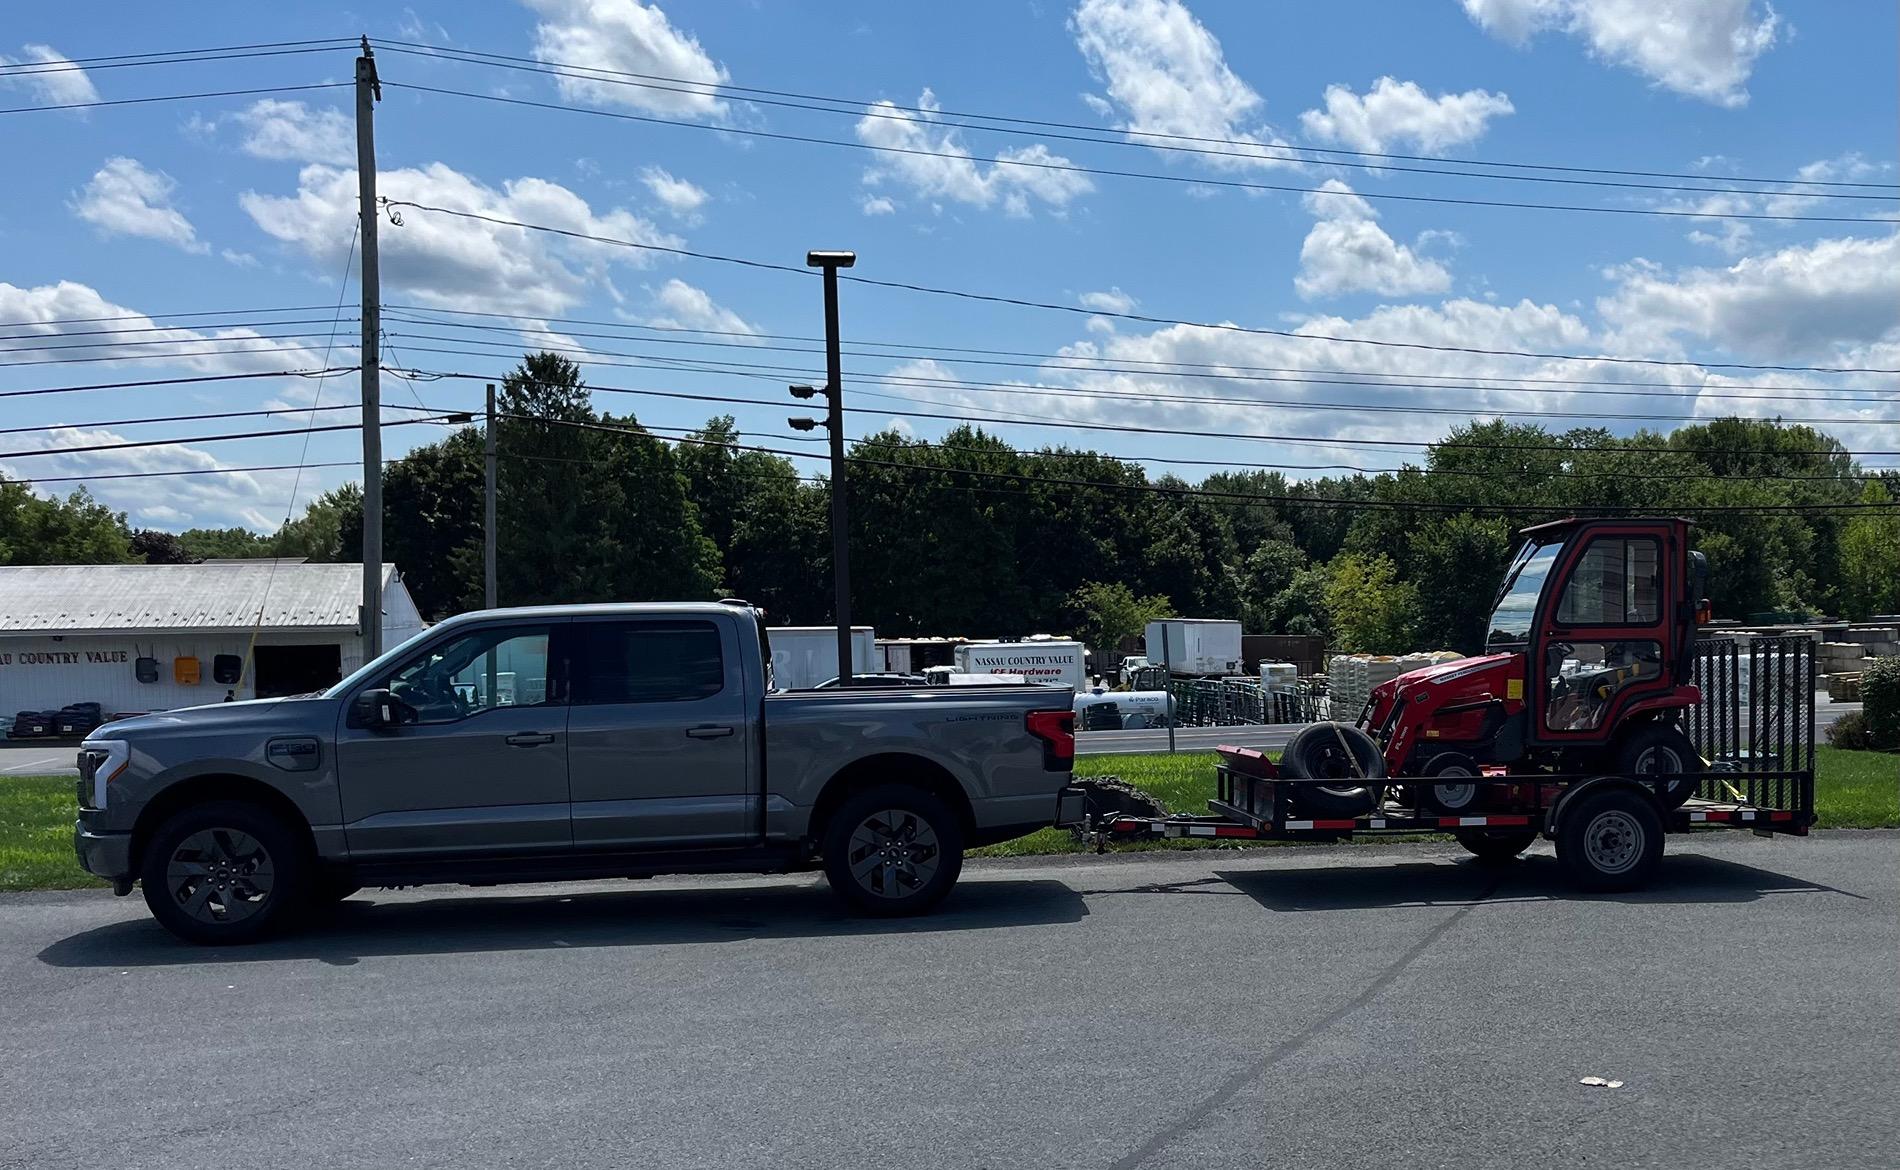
[1144,619,1243,677]
[768,626,877,689]
[952,640,1086,690]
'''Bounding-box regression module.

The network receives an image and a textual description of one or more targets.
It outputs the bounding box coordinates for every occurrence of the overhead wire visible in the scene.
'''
[377,202,1900,375]
[0,81,354,116]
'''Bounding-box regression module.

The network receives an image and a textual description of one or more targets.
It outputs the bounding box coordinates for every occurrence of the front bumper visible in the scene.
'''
[73,815,134,882]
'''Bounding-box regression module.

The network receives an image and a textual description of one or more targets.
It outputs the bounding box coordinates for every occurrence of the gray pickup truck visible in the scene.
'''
[74,601,1084,944]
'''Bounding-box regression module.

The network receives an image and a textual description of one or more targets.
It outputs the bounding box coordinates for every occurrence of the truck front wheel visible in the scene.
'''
[138,800,309,945]
[821,784,965,917]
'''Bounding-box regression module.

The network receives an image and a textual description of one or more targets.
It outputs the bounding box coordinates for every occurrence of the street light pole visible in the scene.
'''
[793,249,857,686]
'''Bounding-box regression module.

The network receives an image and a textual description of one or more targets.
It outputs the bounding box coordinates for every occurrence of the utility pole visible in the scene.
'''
[354,35,385,659]
[484,382,498,609]
[790,249,857,686]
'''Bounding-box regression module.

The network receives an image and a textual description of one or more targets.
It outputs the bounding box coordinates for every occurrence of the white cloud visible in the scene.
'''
[70,158,207,253]
[523,0,729,118]
[1598,233,1900,359]
[639,166,708,221]
[1298,76,1513,153]
[239,162,679,317]
[1294,180,1451,299]
[1458,0,1780,107]
[861,194,896,216]
[0,43,99,106]
[856,90,1093,216]
[1079,287,1138,314]
[1070,0,1296,169]
[1662,153,1894,253]
[645,278,758,337]
[229,99,354,165]
[0,280,331,375]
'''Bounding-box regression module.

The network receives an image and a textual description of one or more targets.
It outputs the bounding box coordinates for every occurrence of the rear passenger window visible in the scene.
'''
[573,621,725,704]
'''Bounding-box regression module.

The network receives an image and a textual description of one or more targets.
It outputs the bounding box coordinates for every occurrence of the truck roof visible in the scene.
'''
[434,601,759,627]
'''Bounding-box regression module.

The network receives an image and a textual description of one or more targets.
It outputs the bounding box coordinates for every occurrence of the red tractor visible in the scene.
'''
[1281,517,1711,819]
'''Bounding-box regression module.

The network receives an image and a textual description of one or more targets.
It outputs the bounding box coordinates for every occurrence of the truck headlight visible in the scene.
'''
[77,739,129,810]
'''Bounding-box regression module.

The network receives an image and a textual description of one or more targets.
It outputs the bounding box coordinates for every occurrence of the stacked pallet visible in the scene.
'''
[1821,627,1897,697]
[1326,651,1464,715]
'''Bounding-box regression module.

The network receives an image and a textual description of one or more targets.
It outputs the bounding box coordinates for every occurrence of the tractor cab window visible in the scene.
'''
[1555,537,1661,626]
[1486,541,1560,647]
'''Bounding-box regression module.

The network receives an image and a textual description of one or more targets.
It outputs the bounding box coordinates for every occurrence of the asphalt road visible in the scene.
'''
[2,700,1860,772]
[4,832,1895,1170]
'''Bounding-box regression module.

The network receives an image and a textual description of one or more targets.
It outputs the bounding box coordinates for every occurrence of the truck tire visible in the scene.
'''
[822,784,965,917]
[1279,722,1382,820]
[1419,752,1483,816]
[1613,723,1702,810]
[138,800,310,945]
[1555,787,1663,892]
[1455,829,1536,864]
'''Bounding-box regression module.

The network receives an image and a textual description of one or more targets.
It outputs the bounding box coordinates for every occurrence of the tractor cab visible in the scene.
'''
[1365,517,1708,784]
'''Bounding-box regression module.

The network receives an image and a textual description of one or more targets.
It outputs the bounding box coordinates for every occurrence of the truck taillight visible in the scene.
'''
[1026,709,1075,770]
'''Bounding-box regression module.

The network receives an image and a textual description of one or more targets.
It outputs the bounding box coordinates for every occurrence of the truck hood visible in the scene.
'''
[88,695,340,742]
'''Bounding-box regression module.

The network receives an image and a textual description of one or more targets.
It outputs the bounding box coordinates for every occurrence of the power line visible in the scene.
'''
[383,332,1900,427]
[411,367,1900,458]
[376,40,1900,193]
[0,400,447,439]
[0,414,460,461]
[379,202,1900,375]
[379,312,1900,408]
[0,315,359,344]
[0,38,355,71]
[383,82,1893,225]
[0,367,357,402]
[384,302,1897,398]
[0,81,351,116]
[0,327,356,357]
[0,42,355,77]
[0,339,338,368]
[0,303,333,330]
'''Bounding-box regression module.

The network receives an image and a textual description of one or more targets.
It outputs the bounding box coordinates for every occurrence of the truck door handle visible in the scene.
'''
[505,732,556,747]
[685,724,735,739]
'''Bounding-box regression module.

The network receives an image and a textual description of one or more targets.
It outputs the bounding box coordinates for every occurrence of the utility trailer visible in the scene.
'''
[1083,513,1821,892]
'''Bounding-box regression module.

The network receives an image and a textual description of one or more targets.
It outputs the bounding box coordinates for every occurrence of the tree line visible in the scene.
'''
[5,352,1896,656]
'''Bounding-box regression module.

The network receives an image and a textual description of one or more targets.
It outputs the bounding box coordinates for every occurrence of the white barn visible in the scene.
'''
[0,562,424,719]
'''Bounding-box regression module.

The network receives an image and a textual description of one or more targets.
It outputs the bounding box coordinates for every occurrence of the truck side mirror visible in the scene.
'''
[350,687,409,730]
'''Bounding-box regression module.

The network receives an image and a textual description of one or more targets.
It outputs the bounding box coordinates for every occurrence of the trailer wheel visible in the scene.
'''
[1455,830,1536,865]
[1280,722,1382,819]
[1419,752,1483,816]
[1614,723,1702,810]
[1555,788,1663,892]
[821,783,964,917]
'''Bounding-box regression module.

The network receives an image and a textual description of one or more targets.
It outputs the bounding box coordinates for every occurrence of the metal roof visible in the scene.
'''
[0,563,404,634]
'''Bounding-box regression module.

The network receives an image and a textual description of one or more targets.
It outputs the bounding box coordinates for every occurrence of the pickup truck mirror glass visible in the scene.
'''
[350,687,415,730]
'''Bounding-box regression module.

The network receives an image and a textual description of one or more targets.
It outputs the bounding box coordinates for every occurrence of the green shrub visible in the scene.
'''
[1863,656,1900,751]
[1827,710,1873,751]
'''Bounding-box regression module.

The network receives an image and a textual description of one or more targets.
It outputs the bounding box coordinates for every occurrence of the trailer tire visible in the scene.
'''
[1419,752,1483,816]
[1555,787,1663,892]
[1614,723,1702,810]
[1455,829,1536,864]
[1280,722,1382,819]
[821,783,964,917]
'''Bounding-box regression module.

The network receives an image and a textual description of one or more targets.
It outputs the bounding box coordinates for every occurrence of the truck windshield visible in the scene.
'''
[1487,540,1560,647]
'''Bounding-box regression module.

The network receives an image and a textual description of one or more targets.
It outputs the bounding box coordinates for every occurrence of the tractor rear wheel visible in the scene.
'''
[1279,722,1382,819]
[1613,723,1702,810]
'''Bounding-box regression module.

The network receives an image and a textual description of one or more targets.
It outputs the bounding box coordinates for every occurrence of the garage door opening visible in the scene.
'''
[253,644,343,698]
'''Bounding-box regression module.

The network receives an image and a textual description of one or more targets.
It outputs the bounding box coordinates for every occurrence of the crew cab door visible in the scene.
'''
[336,619,572,857]
[1531,525,1679,746]
[564,614,752,848]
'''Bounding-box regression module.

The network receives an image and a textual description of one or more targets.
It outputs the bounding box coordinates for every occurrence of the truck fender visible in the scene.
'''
[1543,775,1664,839]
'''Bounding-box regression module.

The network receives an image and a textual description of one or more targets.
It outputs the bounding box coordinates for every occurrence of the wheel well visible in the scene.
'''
[806,754,975,845]
[129,774,317,873]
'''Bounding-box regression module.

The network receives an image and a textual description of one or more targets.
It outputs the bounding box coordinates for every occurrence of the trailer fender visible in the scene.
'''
[1543,775,1664,839]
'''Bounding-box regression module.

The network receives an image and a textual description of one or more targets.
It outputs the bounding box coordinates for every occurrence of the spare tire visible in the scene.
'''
[1279,722,1383,819]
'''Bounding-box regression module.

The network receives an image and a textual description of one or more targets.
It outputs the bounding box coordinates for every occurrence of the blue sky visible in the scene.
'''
[1,0,1895,532]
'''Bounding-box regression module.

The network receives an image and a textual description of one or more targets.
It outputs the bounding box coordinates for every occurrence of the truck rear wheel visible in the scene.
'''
[1555,787,1663,892]
[821,784,965,917]
[138,800,309,945]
